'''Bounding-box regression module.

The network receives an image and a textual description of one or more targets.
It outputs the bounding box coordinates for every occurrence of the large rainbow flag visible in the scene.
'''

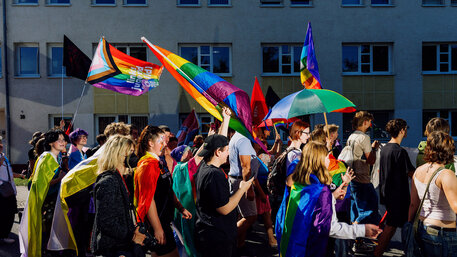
[86,37,163,96]
[19,152,60,257]
[300,22,322,89]
[275,175,332,257]
[142,37,262,147]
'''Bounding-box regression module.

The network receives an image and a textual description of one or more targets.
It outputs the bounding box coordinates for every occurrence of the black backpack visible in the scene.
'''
[266,147,297,196]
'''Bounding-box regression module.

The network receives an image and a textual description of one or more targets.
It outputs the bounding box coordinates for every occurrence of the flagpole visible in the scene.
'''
[67,82,87,133]
[323,112,330,138]
[61,66,64,120]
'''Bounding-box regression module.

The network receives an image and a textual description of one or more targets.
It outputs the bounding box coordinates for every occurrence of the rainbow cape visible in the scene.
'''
[19,152,60,257]
[142,37,264,149]
[87,37,163,96]
[47,146,103,253]
[172,161,200,257]
[300,22,322,89]
[275,175,332,257]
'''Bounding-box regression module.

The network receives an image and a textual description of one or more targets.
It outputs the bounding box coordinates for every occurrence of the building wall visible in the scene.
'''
[0,1,457,163]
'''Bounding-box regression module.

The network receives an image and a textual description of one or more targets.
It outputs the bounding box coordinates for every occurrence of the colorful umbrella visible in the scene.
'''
[263,89,356,121]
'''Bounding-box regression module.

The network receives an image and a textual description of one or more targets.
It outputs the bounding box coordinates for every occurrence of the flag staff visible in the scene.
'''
[66,82,87,134]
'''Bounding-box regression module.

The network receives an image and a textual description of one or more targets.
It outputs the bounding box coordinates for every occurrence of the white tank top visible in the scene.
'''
[414,170,456,222]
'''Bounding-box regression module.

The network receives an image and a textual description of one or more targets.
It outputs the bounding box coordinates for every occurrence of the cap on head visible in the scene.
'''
[198,135,229,157]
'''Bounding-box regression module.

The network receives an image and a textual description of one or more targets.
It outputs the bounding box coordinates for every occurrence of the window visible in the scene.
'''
[291,0,311,6]
[178,0,199,5]
[93,0,115,5]
[180,113,214,136]
[180,44,231,75]
[15,44,39,77]
[208,0,229,5]
[112,44,147,61]
[124,0,146,5]
[48,45,66,77]
[422,110,457,137]
[48,0,70,4]
[452,0,457,6]
[262,44,301,75]
[51,116,73,133]
[422,0,444,5]
[343,111,393,140]
[96,115,148,134]
[342,44,391,74]
[260,0,282,6]
[371,0,391,5]
[15,0,38,4]
[422,43,457,73]
[342,0,362,5]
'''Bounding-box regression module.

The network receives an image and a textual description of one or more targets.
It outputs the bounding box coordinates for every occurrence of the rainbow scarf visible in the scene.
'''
[300,22,322,89]
[87,37,163,96]
[19,152,60,257]
[275,175,332,257]
[143,38,264,150]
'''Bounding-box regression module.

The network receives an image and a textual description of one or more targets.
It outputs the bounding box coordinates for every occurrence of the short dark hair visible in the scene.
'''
[96,134,107,145]
[385,119,407,138]
[424,131,455,165]
[44,128,67,151]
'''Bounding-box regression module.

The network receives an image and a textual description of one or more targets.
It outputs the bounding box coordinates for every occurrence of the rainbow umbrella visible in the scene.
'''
[263,89,356,121]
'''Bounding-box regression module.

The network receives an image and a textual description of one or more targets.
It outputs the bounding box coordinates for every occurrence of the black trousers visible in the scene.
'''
[0,194,17,238]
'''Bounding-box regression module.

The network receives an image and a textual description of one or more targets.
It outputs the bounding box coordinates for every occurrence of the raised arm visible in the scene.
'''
[218,107,232,137]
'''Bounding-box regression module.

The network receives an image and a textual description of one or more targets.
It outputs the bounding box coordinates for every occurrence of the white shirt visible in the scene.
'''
[0,154,17,195]
[329,195,365,239]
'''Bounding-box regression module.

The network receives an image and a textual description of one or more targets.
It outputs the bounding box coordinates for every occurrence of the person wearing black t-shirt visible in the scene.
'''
[195,135,254,257]
[374,119,415,257]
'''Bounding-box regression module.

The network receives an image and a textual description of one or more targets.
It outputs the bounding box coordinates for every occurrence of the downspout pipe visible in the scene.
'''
[3,0,11,158]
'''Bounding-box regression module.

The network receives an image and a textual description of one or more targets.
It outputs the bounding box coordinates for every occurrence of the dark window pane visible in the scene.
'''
[119,115,128,123]
[50,0,70,3]
[293,46,301,73]
[20,47,38,75]
[342,0,361,4]
[282,65,291,74]
[54,117,72,133]
[125,0,146,4]
[131,116,148,132]
[202,65,210,72]
[95,0,115,4]
[200,55,210,65]
[361,45,370,53]
[209,0,229,4]
[51,47,65,75]
[373,46,389,72]
[179,0,199,4]
[452,45,457,71]
[261,0,281,5]
[282,45,290,54]
[342,46,358,72]
[423,0,443,4]
[291,0,310,4]
[452,0,457,5]
[17,0,38,3]
[282,55,291,64]
[440,53,448,62]
[361,55,370,63]
[212,47,230,73]
[116,47,127,54]
[342,113,353,140]
[452,112,457,137]
[440,110,449,119]
[263,47,279,73]
[371,111,392,139]
[130,47,147,61]
[372,0,388,4]
[181,47,198,65]
[361,64,370,73]
[98,117,116,134]
[422,111,437,136]
[440,44,448,52]
[200,46,210,55]
[422,45,437,71]
[440,63,448,72]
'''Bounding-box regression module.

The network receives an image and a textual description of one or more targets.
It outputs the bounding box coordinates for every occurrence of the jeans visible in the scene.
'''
[417,223,457,257]
[350,181,380,224]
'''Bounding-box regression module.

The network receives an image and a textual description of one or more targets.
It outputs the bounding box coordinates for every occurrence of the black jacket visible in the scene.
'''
[91,169,135,255]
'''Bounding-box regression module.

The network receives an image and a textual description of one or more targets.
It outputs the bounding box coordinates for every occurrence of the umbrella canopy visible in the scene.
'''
[264,89,356,120]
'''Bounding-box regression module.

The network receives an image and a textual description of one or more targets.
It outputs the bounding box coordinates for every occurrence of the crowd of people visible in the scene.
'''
[1,109,457,257]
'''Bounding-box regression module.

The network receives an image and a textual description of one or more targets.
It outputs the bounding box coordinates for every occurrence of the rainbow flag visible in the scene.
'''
[142,37,262,148]
[19,152,60,257]
[86,37,163,96]
[275,175,332,257]
[300,22,322,89]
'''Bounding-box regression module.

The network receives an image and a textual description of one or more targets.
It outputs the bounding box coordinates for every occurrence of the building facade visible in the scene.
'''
[1,0,457,163]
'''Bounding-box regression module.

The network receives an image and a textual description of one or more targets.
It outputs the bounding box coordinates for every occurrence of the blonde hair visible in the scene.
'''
[98,135,134,175]
[292,141,332,185]
[104,122,131,138]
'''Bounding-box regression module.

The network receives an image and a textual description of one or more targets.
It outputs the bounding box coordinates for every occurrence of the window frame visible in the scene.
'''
[123,0,147,6]
[261,44,303,76]
[92,0,116,6]
[15,43,40,78]
[422,0,444,6]
[342,43,393,75]
[452,0,457,6]
[177,0,200,6]
[49,115,73,133]
[341,0,363,7]
[47,0,71,6]
[342,110,393,141]
[422,110,457,139]
[180,113,215,137]
[260,0,283,7]
[95,114,149,135]
[179,44,232,76]
[371,0,393,6]
[111,43,148,62]
[13,0,39,5]
[208,0,231,6]
[422,43,457,74]
[47,44,67,78]
[290,0,312,7]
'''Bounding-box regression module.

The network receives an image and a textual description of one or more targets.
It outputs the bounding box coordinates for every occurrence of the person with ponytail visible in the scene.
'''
[135,126,192,257]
